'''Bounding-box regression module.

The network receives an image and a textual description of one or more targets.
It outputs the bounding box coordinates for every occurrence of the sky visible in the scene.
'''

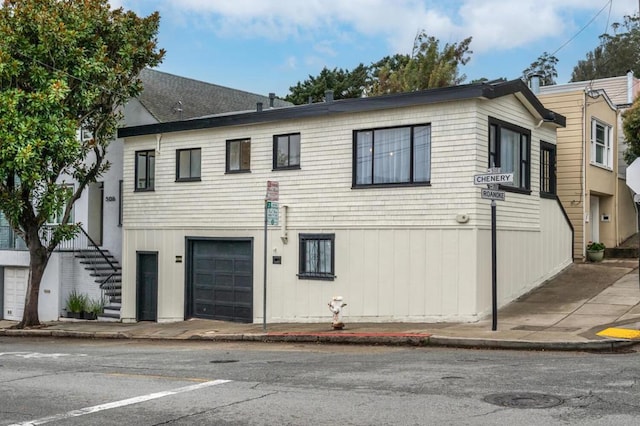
[113,0,639,98]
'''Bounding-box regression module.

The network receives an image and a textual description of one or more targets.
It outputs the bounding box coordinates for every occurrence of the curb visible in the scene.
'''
[2,328,637,351]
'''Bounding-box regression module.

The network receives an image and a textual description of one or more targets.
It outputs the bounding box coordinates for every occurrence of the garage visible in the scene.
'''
[3,267,28,321]
[186,238,253,323]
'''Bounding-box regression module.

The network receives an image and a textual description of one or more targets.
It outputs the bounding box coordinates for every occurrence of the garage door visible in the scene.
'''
[188,239,253,323]
[4,267,28,321]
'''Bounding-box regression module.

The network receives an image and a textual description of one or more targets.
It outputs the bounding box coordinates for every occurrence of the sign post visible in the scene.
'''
[473,168,512,331]
[263,181,279,331]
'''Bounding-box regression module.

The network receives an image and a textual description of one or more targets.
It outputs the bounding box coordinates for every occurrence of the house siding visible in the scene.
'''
[121,91,572,323]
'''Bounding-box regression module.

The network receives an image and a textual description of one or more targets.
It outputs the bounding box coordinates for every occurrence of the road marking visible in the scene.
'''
[597,327,640,339]
[0,352,87,359]
[8,379,231,426]
[107,372,211,382]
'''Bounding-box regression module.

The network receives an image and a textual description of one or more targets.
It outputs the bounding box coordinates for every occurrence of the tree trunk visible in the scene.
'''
[17,242,48,328]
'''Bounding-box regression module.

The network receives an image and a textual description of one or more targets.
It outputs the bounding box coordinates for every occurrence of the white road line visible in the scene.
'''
[9,379,232,426]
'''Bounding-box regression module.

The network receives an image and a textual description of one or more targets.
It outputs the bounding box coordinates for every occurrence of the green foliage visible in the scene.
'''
[0,0,164,251]
[623,96,640,164]
[0,0,164,327]
[87,297,105,315]
[586,241,606,251]
[284,64,369,104]
[571,14,640,82]
[65,290,87,313]
[285,31,472,104]
[522,52,558,86]
[370,31,472,95]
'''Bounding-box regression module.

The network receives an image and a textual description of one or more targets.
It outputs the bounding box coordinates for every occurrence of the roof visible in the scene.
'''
[137,68,292,122]
[119,78,565,138]
[539,74,639,107]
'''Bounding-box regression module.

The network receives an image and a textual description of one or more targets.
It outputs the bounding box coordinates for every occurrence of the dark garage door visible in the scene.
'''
[187,239,253,323]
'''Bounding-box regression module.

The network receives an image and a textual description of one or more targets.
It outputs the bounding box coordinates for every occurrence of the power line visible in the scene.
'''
[550,0,612,57]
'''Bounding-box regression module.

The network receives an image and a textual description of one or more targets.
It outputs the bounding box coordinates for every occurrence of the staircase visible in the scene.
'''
[75,249,122,321]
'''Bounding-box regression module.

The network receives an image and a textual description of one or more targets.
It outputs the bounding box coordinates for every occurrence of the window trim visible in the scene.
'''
[352,123,432,188]
[590,118,613,169]
[540,141,556,198]
[273,133,301,170]
[226,138,251,173]
[488,117,531,194]
[175,147,202,182]
[134,149,155,192]
[297,233,336,281]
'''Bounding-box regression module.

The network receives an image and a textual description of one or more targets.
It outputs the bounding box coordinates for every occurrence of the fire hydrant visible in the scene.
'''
[328,296,347,329]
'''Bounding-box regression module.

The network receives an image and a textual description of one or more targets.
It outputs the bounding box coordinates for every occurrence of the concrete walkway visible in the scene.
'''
[2,260,640,351]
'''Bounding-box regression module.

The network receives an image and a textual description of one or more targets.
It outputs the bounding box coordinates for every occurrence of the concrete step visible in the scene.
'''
[606,247,638,259]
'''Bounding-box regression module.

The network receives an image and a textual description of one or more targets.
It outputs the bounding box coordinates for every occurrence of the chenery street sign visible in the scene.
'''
[473,172,514,185]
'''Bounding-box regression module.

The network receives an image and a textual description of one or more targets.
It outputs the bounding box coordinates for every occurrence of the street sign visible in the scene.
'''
[473,173,514,185]
[481,188,506,201]
[266,201,279,225]
[626,158,640,194]
[266,181,279,201]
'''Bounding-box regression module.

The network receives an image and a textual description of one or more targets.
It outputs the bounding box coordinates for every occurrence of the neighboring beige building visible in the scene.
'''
[538,73,639,258]
[117,79,573,324]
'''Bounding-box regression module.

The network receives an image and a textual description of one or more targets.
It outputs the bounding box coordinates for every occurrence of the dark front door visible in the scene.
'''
[136,252,158,321]
[187,239,253,323]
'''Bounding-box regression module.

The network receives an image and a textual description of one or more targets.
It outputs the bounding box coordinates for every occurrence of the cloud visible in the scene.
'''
[141,0,638,56]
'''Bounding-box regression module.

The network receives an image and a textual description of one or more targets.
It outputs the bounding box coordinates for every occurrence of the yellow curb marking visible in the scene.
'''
[597,327,640,339]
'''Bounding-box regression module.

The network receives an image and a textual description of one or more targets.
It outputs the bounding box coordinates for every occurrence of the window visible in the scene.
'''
[135,150,155,191]
[176,148,201,181]
[226,138,251,172]
[540,142,556,197]
[591,119,613,168]
[488,118,530,192]
[354,124,431,186]
[298,234,335,280]
[274,133,301,169]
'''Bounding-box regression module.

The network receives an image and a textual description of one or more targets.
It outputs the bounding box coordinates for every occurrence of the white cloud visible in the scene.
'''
[145,0,638,56]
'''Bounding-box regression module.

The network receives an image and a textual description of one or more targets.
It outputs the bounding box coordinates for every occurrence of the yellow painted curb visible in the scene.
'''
[597,327,640,339]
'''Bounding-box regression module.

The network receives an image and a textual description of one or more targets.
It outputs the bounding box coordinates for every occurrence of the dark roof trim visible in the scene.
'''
[118,79,565,138]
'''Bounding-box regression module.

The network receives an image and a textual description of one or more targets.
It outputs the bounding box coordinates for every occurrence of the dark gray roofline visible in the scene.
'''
[118,79,565,138]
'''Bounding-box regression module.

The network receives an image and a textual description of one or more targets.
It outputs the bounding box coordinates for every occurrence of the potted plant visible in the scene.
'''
[65,290,87,319]
[84,297,104,320]
[586,241,606,262]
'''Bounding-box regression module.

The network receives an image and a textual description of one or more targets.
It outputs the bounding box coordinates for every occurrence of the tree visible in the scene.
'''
[369,31,472,95]
[285,31,473,104]
[522,52,558,86]
[284,64,369,104]
[622,96,640,164]
[0,0,164,328]
[571,14,640,82]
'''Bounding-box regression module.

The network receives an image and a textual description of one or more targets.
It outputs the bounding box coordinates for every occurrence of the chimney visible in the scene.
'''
[325,90,334,102]
[269,92,275,108]
[257,102,263,112]
[528,73,542,94]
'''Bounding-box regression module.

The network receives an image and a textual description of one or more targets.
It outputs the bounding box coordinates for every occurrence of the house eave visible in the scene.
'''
[118,79,565,138]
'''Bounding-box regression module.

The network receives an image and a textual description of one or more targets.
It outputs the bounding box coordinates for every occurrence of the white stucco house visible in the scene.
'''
[117,78,573,324]
[0,68,289,322]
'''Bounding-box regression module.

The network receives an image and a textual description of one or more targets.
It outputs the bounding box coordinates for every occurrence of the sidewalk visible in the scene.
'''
[2,260,640,351]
